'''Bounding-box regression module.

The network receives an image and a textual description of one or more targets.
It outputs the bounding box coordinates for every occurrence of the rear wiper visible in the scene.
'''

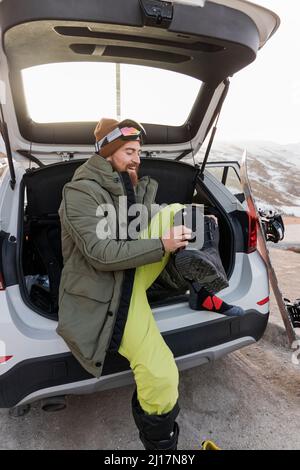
[139,0,173,27]
[139,0,207,28]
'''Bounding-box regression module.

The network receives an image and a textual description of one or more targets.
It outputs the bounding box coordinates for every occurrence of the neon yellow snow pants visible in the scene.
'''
[118,203,186,416]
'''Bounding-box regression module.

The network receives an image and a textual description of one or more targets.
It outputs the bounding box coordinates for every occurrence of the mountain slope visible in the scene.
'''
[196,141,300,217]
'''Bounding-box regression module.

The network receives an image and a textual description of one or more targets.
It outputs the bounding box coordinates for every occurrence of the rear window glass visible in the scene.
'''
[21,62,201,125]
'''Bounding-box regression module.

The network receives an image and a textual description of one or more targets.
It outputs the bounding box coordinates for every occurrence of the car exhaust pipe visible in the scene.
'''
[41,396,67,412]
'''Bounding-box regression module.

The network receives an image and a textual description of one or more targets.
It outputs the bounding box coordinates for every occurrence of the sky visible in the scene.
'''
[216,0,300,144]
[21,0,300,145]
[22,63,201,126]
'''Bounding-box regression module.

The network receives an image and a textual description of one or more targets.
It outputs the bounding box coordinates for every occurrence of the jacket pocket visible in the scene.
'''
[57,271,114,361]
[62,270,114,303]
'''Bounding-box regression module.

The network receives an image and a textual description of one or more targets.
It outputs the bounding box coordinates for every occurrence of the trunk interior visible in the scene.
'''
[19,157,234,321]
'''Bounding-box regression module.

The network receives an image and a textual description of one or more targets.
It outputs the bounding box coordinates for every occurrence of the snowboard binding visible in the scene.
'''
[258,207,285,243]
[284,298,300,328]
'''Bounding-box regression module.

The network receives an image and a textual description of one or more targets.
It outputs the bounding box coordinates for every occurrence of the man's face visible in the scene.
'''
[106,140,141,186]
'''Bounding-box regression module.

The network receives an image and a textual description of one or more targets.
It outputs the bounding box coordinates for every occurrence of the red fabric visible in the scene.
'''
[212,295,223,310]
[202,296,214,310]
[202,295,223,311]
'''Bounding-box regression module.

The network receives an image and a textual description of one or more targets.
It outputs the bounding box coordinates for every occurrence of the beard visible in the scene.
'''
[127,167,139,187]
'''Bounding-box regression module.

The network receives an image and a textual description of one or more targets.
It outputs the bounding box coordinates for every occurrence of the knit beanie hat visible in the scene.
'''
[94,117,146,158]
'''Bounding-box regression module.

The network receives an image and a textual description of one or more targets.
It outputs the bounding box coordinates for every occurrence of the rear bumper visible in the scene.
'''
[0,310,268,408]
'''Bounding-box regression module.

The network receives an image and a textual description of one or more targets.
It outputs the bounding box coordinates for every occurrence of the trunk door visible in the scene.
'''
[0,0,279,160]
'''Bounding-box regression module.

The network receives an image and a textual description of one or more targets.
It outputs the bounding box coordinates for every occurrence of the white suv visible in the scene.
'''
[0,0,279,414]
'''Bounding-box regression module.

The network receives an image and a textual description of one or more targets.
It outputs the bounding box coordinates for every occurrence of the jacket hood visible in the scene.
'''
[71,154,157,203]
[72,153,125,196]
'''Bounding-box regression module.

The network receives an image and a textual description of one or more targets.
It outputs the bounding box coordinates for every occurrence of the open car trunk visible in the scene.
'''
[19,158,234,321]
[0,0,279,154]
[0,1,275,406]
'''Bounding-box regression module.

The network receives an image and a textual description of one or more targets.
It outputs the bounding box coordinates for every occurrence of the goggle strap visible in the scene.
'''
[95,126,142,152]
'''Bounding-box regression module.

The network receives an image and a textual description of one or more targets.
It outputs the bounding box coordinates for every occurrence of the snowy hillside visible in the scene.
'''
[1,141,299,217]
[195,141,300,217]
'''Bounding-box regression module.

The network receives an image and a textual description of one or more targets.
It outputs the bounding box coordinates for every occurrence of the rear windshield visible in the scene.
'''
[21,62,201,126]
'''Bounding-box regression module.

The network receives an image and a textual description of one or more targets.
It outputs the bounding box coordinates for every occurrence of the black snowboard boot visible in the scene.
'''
[131,390,180,450]
[189,283,246,317]
[174,212,229,294]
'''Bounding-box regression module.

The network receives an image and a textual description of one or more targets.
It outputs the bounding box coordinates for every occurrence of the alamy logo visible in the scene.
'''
[95,201,206,245]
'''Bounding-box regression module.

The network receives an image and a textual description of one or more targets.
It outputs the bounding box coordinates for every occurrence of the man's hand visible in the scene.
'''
[161,225,192,253]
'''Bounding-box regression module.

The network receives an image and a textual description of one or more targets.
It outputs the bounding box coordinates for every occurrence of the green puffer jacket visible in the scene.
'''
[57,154,165,378]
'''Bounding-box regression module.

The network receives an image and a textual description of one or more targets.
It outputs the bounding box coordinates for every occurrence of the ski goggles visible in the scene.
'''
[95,126,144,152]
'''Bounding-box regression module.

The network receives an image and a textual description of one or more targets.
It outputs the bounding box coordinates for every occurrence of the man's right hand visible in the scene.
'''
[161,225,192,253]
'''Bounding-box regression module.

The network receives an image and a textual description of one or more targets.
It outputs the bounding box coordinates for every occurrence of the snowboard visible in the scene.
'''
[240,150,297,345]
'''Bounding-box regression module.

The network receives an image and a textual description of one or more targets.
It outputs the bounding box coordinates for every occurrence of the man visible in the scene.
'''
[57,117,245,450]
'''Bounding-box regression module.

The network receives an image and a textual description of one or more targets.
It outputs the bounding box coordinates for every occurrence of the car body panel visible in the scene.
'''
[0,249,269,379]
[15,336,256,407]
[0,0,275,409]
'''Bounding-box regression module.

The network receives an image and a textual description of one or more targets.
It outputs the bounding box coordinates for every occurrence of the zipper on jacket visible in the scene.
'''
[105,172,128,351]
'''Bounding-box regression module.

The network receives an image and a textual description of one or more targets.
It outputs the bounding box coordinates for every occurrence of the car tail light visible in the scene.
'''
[0,271,5,290]
[0,356,13,364]
[257,296,269,306]
[247,208,258,253]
